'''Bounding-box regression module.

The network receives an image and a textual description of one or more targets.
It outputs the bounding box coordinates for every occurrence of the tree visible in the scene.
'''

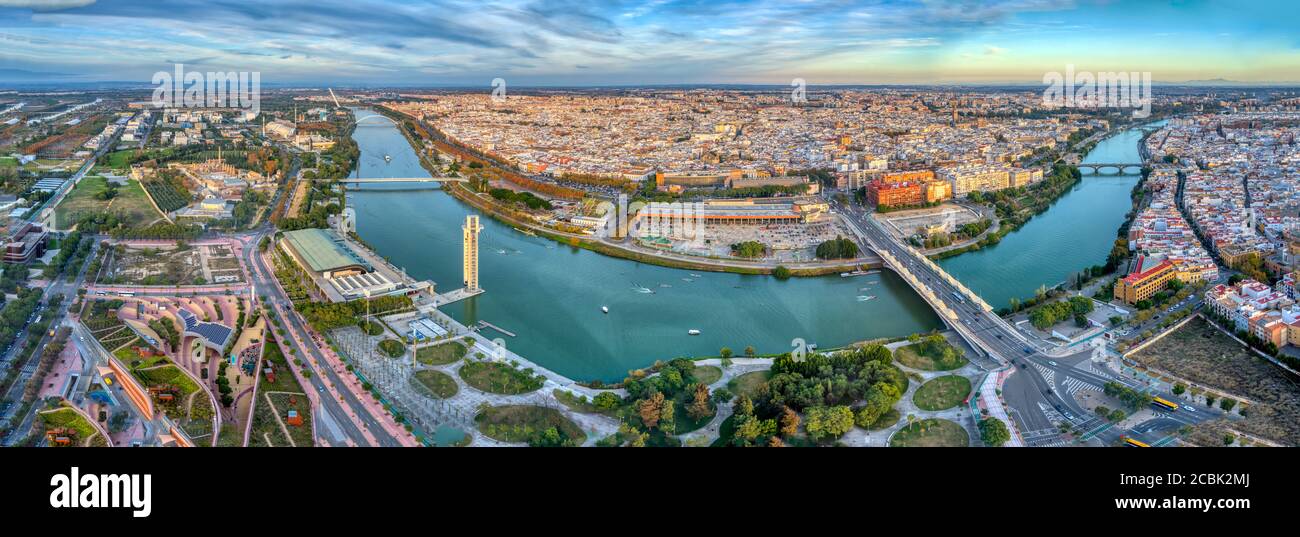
[804,406,854,442]
[593,391,621,410]
[720,347,733,359]
[744,345,755,357]
[772,265,791,279]
[733,394,754,417]
[779,406,800,437]
[637,392,665,429]
[687,383,711,421]
[659,400,676,435]
[978,417,1010,447]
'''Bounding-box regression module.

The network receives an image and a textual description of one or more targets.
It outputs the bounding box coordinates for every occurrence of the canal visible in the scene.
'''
[937,121,1166,310]
[345,109,943,382]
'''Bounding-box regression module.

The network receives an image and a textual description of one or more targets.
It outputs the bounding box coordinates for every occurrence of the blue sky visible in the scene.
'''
[1,0,1297,85]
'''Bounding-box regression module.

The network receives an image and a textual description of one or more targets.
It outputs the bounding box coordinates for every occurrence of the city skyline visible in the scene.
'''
[2,0,1299,86]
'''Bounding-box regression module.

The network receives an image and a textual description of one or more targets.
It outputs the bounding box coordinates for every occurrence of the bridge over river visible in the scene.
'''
[838,205,1219,447]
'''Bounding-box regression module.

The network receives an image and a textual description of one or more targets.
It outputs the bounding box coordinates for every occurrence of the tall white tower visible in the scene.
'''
[462,215,482,292]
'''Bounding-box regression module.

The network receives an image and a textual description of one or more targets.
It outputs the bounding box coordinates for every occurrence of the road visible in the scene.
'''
[832,197,1221,446]
[241,226,400,446]
[0,237,101,441]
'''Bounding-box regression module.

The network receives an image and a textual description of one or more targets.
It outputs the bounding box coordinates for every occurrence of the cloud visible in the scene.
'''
[0,0,95,10]
[984,45,1006,55]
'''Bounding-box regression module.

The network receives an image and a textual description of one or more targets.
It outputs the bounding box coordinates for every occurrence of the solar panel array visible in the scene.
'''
[177,309,233,347]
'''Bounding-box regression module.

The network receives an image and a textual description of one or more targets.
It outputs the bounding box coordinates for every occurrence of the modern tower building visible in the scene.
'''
[463,214,482,292]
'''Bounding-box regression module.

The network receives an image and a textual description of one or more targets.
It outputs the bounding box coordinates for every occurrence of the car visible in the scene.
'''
[1048,361,1057,366]
[1024,348,1033,354]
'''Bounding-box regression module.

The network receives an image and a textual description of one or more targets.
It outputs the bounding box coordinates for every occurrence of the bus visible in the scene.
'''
[1124,437,1151,448]
[1151,396,1179,412]
[951,291,966,304]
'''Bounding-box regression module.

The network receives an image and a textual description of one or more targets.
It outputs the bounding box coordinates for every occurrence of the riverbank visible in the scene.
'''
[381,105,880,277]
[442,180,878,277]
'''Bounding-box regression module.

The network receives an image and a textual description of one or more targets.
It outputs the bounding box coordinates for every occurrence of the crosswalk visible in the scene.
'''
[1032,364,1055,385]
[1063,377,1099,395]
[1021,427,1069,447]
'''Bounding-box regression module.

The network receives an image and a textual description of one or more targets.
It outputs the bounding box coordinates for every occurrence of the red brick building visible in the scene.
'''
[866,180,924,208]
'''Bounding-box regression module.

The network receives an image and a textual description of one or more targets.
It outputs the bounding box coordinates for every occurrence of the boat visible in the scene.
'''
[856,295,877,302]
[601,306,609,314]
[383,154,392,162]
[840,269,878,277]
[687,329,701,335]
[689,273,702,278]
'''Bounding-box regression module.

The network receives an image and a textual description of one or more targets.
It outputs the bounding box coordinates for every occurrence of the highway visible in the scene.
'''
[241,226,400,446]
[833,198,1222,446]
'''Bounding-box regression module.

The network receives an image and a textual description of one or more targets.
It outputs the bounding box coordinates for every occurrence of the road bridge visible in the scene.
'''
[1077,162,1143,174]
[836,204,1221,446]
[340,177,467,184]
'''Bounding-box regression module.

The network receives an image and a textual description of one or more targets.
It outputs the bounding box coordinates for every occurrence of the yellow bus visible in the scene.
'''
[1124,437,1151,448]
[1151,396,1179,412]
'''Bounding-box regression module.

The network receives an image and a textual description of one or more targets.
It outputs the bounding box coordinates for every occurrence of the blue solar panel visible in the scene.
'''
[176,309,232,347]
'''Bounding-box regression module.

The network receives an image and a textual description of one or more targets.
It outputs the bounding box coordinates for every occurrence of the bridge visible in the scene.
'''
[837,205,1220,447]
[339,177,467,184]
[1077,162,1143,174]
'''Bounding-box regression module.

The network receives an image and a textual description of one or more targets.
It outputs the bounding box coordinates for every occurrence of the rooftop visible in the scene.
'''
[281,228,372,274]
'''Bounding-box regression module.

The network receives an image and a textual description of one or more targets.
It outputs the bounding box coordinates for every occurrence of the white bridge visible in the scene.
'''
[339,177,467,184]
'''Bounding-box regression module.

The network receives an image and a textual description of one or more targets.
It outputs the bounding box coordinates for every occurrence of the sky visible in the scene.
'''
[1,0,1298,86]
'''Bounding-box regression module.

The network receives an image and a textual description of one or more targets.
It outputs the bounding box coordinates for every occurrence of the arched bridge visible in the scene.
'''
[339,177,467,184]
[1078,163,1143,174]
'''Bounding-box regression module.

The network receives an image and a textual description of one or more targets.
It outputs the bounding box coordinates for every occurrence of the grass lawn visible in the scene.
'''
[247,337,313,446]
[102,150,135,169]
[132,364,213,439]
[865,407,901,431]
[889,418,969,447]
[377,338,406,358]
[416,341,466,365]
[475,405,586,446]
[912,375,972,411]
[693,365,722,385]
[39,407,106,447]
[267,392,313,447]
[553,389,620,417]
[459,361,543,394]
[894,339,969,371]
[411,370,458,399]
[55,176,161,229]
[727,370,771,399]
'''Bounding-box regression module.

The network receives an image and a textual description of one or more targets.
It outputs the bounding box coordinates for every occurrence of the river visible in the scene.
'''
[345,109,942,382]
[937,121,1165,310]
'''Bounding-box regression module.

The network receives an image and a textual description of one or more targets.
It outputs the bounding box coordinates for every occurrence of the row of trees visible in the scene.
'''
[1027,295,1094,330]
[730,241,767,259]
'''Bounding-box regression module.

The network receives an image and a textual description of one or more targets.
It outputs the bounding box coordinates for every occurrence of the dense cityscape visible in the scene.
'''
[0,0,1297,467]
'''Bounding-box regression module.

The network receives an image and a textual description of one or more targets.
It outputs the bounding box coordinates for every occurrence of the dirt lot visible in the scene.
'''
[1132,316,1300,446]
